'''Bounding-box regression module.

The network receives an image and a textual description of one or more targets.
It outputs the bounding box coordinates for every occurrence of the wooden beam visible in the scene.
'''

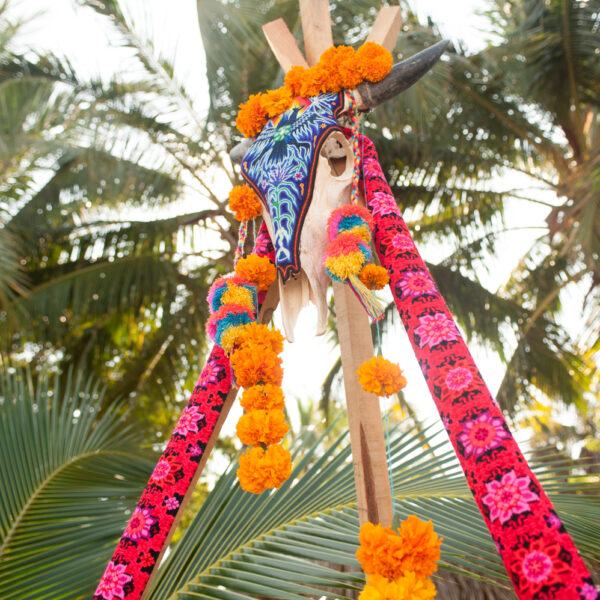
[299,0,333,66]
[332,282,394,527]
[262,18,309,72]
[366,6,403,53]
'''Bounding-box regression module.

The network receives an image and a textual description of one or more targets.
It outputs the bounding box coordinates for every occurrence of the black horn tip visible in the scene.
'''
[357,39,450,109]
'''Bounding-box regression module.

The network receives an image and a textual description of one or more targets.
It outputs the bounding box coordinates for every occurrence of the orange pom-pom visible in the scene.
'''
[236,409,289,447]
[236,93,268,138]
[237,444,292,494]
[228,185,262,221]
[230,345,283,388]
[235,254,277,291]
[359,264,390,290]
[353,41,394,82]
[237,322,285,354]
[240,384,285,411]
[356,356,406,397]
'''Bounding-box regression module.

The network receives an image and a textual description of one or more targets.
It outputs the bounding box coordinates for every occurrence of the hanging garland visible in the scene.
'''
[235,42,393,137]
[356,516,442,600]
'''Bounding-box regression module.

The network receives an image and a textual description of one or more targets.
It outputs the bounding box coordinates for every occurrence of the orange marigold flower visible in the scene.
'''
[359,573,436,600]
[354,41,393,83]
[357,522,400,579]
[284,65,310,97]
[240,384,285,411]
[300,65,332,97]
[357,356,406,397]
[228,185,263,221]
[236,93,268,138]
[230,345,283,388]
[359,264,390,290]
[318,45,361,90]
[237,444,292,494]
[235,254,277,291]
[397,515,442,579]
[237,322,285,354]
[263,87,294,118]
[236,409,289,447]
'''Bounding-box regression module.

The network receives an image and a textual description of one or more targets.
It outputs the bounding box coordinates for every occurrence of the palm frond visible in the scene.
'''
[146,423,600,600]
[0,367,155,600]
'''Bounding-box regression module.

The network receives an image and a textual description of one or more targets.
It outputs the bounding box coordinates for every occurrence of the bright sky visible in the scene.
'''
[8,0,547,438]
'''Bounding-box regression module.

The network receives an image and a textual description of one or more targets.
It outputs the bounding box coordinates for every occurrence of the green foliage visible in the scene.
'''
[0,367,155,600]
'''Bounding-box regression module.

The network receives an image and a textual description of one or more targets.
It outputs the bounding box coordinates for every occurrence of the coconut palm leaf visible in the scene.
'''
[0,367,155,600]
[145,423,600,600]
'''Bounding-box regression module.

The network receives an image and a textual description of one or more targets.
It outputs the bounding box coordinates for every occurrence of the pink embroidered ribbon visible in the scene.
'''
[94,224,275,600]
[358,133,596,600]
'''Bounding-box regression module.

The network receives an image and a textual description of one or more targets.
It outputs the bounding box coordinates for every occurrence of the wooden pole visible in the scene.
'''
[333,283,394,526]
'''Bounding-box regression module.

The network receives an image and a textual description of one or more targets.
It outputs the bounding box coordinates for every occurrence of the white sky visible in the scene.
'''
[7,0,555,437]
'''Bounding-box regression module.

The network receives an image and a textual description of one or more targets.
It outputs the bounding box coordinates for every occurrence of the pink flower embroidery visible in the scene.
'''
[165,496,180,511]
[398,270,436,298]
[174,405,204,436]
[369,191,399,216]
[389,233,414,253]
[457,411,509,458]
[522,550,553,584]
[445,367,473,391]
[199,359,222,386]
[189,444,202,457]
[482,470,539,524]
[95,562,132,600]
[546,513,562,528]
[124,507,155,542]
[151,459,171,482]
[581,583,599,599]
[414,313,459,348]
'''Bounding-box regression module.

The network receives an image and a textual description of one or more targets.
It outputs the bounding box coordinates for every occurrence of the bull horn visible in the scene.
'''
[229,138,253,164]
[229,39,450,164]
[356,39,450,109]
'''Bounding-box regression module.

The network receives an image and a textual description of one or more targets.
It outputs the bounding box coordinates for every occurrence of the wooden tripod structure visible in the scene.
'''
[94,2,597,599]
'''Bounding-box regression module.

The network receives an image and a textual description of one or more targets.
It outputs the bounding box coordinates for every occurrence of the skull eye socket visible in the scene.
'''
[321,132,353,178]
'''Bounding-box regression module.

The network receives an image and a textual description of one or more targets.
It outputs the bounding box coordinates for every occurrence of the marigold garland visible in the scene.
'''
[230,345,283,388]
[236,444,292,494]
[235,254,277,291]
[228,184,263,221]
[236,409,289,447]
[356,517,441,599]
[359,264,390,290]
[240,384,285,412]
[357,356,406,397]
[236,42,393,137]
[236,322,285,354]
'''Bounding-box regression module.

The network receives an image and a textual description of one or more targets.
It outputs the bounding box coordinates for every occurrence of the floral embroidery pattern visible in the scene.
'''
[457,410,510,458]
[358,132,595,599]
[94,223,275,600]
[95,562,132,600]
[482,470,539,524]
[414,313,459,348]
[124,507,156,542]
[397,270,436,298]
[445,366,473,391]
[173,405,204,436]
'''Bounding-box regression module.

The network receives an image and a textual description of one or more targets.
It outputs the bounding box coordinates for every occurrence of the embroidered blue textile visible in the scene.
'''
[241,92,344,281]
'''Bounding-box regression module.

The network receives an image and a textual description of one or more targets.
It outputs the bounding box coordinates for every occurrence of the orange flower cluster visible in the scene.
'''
[228,184,263,221]
[357,356,407,397]
[236,42,393,137]
[359,264,390,290]
[357,517,442,600]
[231,322,291,494]
[235,254,277,291]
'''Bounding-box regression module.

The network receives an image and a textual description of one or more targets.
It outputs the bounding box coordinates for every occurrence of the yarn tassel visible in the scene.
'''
[348,273,385,322]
